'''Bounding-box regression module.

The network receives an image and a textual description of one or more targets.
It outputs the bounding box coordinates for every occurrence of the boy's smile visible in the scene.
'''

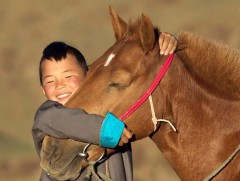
[41,53,85,105]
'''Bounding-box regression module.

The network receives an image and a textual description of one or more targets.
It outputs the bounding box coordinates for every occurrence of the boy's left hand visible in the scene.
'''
[159,32,177,55]
[118,128,133,146]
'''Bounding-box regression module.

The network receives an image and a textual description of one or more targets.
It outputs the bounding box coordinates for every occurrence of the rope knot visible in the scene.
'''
[149,95,177,132]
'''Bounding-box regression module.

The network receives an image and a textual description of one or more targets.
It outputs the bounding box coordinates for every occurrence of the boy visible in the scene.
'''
[32,32,177,181]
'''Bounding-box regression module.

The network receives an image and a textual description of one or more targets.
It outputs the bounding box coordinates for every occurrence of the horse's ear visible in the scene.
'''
[140,14,155,54]
[109,6,127,40]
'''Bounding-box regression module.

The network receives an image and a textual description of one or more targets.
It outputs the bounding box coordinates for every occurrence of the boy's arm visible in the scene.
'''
[32,100,126,155]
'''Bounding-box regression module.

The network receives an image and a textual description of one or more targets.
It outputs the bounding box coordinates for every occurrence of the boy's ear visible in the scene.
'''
[41,86,46,95]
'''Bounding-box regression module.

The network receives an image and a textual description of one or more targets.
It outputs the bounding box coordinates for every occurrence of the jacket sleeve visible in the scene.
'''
[32,100,104,155]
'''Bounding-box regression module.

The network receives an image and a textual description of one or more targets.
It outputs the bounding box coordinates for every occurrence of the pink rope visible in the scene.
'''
[119,54,175,121]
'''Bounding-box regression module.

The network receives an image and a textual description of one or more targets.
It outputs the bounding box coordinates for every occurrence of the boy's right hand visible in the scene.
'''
[118,128,133,146]
[159,32,178,55]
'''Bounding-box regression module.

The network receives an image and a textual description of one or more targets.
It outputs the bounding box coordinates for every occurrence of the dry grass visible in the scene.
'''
[0,0,239,180]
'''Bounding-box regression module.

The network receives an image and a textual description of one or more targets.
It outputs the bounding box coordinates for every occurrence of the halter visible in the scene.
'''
[119,54,176,132]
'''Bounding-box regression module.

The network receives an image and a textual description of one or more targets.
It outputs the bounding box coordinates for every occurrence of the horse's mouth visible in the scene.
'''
[41,152,84,180]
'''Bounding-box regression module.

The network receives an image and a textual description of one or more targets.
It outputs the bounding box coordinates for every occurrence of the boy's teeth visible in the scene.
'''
[57,93,70,98]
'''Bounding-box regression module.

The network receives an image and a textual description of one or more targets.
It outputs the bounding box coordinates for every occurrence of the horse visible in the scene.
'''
[40,6,240,181]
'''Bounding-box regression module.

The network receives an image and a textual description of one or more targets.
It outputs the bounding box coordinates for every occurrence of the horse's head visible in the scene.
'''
[66,6,168,139]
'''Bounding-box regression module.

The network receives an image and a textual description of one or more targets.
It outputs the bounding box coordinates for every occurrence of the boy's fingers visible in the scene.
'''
[121,134,129,144]
[159,32,178,55]
[118,140,124,146]
[164,37,177,55]
[124,128,133,139]
[170,40,178,54]
[159,32,171,50]
[161,37,171,55]
[118,128,133,146]
[159,34,164,49]
[160,34,172,55]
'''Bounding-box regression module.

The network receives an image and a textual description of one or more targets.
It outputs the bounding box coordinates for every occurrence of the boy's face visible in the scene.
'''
[41,53,86,105]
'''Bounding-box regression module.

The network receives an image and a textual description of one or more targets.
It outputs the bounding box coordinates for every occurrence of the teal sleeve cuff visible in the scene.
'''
[99,112,125,148]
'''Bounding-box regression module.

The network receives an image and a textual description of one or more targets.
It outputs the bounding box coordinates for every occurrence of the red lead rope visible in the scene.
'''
[119,54,175,121]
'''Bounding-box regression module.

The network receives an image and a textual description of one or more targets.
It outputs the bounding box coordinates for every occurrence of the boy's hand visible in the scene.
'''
[118,128,133,146]
[159,32,177,55]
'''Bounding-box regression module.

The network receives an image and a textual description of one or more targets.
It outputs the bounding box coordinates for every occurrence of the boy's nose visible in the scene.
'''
[56,84,66,90]
[55,80,66,90]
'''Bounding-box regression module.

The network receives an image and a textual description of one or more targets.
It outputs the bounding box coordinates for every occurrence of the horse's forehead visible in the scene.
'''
[104,53,115,67]
[102,41,143,68]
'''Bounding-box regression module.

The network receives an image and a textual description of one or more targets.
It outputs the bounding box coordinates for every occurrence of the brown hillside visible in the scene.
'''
[0,1,239,180]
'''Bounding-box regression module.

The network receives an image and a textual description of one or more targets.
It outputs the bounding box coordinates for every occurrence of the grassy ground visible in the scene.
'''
[0,0,239,180]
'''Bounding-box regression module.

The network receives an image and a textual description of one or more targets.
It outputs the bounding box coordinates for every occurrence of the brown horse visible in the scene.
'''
[40,6,240,181]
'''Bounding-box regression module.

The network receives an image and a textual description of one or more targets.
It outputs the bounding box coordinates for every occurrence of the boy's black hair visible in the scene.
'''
[39,41,88,85]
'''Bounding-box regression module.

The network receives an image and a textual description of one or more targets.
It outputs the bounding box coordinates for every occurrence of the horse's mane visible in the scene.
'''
[177,31,240,98]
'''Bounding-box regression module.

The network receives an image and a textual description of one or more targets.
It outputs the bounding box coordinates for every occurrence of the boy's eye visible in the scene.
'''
[43,79,54,84]
[46,80,54,84]
[66,75,72,78]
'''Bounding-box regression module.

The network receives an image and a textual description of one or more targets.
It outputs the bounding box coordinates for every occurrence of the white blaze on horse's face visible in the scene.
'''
[104,53,115,67]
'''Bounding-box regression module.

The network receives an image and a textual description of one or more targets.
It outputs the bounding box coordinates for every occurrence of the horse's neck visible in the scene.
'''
[148,57,196,178]
[150,54,240,180]
[177,31,240,99]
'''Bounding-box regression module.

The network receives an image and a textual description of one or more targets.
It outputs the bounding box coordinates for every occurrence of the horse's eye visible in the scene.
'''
[109,82,120,87]
[109,82,128,91]
[110,69,133,89]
